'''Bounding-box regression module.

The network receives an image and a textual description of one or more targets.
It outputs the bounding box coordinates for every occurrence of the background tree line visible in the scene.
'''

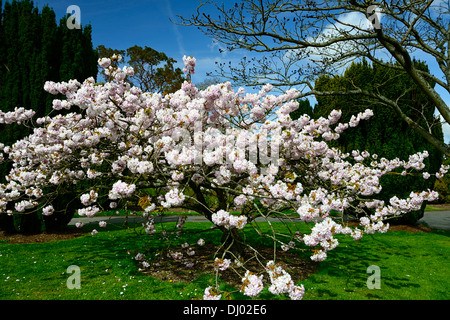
[0,0,98,233]
[0,0,98,181]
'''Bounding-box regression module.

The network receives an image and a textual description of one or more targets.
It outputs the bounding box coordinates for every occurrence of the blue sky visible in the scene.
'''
[35,0,236,84]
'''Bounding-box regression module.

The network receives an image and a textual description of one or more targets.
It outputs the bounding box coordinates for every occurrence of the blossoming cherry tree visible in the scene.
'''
[0,55,445,300]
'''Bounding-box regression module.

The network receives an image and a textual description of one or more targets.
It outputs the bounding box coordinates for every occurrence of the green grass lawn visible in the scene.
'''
[424,205,446,211]
[0,220,449,300]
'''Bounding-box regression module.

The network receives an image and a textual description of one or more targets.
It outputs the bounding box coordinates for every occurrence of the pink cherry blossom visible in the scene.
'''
[109,181,136,200]
[42,205,54,216]
[241,271,264,298]
[203,286,221,300]
[214,258,231,271]
[182,55,196,75]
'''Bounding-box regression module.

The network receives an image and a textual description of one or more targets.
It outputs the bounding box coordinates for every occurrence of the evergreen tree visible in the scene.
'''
[36,5,59,115]
[0,1,98,173]
[58,17,98,83]
[2,1,23,156]
[0,0,98,233]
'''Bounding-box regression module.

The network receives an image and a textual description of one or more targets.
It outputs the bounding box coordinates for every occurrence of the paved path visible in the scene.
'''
[418,210,450,231]
[69,215,179,226]
[69,210,450,231]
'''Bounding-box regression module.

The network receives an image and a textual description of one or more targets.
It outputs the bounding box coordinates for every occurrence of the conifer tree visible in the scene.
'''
[0,0,98,175]
[0,0,98,233]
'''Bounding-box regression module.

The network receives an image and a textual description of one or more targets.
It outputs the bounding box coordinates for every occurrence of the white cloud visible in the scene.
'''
[282,11,376,77]
[437,108,450,143]
[208,39,229,57]
[442,122,450,143]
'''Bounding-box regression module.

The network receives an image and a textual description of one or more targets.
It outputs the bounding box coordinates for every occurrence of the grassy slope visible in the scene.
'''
[0,221,448,300]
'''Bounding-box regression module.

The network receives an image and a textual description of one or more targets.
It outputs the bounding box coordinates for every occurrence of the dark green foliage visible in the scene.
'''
[0,0,97,233]
[58,18,98,82]
[312,59,444,224]
[42,191,80,232]
[0,0,98,151]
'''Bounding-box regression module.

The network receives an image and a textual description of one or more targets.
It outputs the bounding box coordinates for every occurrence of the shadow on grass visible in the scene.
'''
[303,230,448,299]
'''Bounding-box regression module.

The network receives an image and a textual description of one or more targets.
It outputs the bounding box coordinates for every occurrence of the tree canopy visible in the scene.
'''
[313,59,443,223]
[97,44,184,94]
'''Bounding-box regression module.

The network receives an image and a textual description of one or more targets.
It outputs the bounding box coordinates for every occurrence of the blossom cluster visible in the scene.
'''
[182,55,196,75]
[211,210,248,230]
[109,181,136,200]
[235,261,305,300]
[42,205,54,216]
[77,205,100,217]
[80,190,98,206]
[161,187,185,208]
[266,261,305,300]
[303,218,350,261]
[214,258,231,271]
[0,107,36,125]
[241,271,264,297]
[203,286,222,300]
[436,164,449,179]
